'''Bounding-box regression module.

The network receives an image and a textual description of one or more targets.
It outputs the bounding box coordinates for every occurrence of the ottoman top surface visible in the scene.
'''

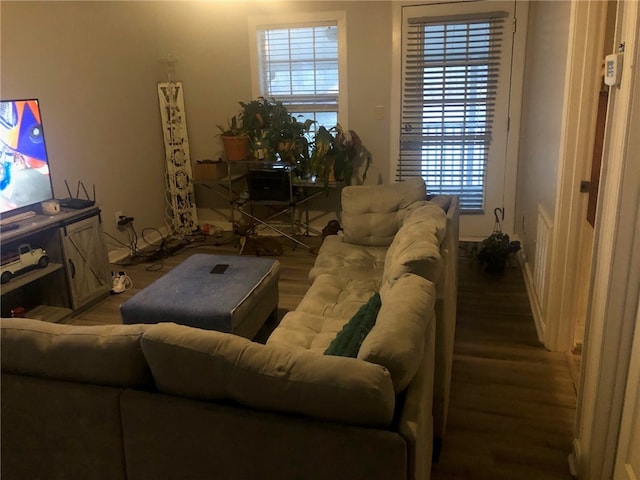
[121,254,279,323]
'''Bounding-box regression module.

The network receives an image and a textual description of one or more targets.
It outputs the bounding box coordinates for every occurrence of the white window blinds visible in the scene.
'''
[257,23,339,127]
[399,12,507,212]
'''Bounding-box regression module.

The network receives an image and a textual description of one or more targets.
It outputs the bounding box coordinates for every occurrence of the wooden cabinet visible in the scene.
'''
[61,215,111,310]
[0,207,110,322]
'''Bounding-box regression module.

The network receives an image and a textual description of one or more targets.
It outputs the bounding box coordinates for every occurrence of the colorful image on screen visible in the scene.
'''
[0,99,55,215]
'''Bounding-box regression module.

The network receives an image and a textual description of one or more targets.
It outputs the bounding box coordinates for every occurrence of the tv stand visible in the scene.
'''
[0,210,37,226]
[0,206,111,322]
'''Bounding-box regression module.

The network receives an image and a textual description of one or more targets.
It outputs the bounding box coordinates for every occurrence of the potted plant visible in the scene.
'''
[309,126,334,186]
[217,115,249,161]
[239,97,273,160]
[476,231,521,273]
[239,97,313,164]
[309,124,373,189]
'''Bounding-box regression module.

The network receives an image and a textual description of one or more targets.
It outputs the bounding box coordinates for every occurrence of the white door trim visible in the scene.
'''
[614,299,640,479]
[573,1,640,478]
[542,0,607,352]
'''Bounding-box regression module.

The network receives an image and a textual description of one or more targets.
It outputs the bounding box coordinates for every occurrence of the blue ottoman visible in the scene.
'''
[120,254,280,339]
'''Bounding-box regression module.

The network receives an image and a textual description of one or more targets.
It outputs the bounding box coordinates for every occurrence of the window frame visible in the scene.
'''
[248,11,349,128]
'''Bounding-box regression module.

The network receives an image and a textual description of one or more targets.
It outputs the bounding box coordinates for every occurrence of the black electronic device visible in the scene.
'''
[60,197,95,209]
[247,168,291,202]
[0,222,20,233]
[210,264,229,274]
[59,180,95,209]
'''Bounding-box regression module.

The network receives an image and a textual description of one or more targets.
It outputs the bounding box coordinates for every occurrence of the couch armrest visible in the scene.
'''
[397,313,436,480]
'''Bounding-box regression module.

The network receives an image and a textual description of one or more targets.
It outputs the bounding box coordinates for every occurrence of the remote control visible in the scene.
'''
[0,223,20,233]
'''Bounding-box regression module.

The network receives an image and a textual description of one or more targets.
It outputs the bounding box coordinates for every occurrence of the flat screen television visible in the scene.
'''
[0,98,55,218]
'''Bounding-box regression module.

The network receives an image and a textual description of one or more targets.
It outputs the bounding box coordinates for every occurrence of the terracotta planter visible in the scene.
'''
[221,135,250,161]
[326,155,337,182]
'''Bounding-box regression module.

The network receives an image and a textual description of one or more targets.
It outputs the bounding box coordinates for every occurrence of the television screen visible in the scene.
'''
[0,99,55,216]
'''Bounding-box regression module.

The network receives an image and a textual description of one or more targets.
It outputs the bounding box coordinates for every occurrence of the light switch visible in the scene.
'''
[374,105,385,120]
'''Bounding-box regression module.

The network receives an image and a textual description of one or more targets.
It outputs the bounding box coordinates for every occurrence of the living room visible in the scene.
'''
[1,1,639,479]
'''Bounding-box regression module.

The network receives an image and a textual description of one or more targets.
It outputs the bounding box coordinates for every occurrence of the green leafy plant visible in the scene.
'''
[239,97,313,163]
[476,231,521,273]
[222,98,372,182]
[217,115,245,137]
[309,124,372,189]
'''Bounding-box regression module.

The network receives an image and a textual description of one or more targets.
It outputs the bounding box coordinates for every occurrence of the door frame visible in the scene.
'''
[542,0,607,352]
[572,1,640,478]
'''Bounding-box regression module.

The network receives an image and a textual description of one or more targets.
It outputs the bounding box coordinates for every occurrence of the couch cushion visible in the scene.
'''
[324,292,382,357]
[0,318,153,388]
[341,178,427,246]
[428,195,453,212]
[358,274,436,393]
[141,323,395,427]
[382,203,447,285]
[308,235,387,283]
[266,311,350,352]
[295,274,382,320]
[265,274,383,353]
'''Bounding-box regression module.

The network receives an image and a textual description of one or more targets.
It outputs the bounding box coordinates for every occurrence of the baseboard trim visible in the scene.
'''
[565,350,581,395]
[568,438,581,478]
[517,250,545,344]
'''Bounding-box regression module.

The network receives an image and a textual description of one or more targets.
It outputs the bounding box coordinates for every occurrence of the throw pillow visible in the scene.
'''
[324,292,382,357]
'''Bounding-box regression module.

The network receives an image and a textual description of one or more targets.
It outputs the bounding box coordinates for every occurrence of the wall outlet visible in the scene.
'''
[115,211,123,228]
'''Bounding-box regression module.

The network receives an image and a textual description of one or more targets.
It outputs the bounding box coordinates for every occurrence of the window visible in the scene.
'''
[398,11,508,213]
[250,12,347,131]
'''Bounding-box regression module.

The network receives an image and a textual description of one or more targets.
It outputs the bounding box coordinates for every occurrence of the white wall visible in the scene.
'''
[515,0,571,269]
[1,2,168,253]
[0,1,392,255]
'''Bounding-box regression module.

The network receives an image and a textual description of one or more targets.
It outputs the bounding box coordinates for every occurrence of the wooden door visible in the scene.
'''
[587,89,608,226]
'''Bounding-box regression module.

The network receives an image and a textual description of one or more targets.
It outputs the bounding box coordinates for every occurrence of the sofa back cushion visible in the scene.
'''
[0,318,153,388]
[358,274,436,393]
[341,178,426,246]
[382,203,447,285]
[141,323,395,427]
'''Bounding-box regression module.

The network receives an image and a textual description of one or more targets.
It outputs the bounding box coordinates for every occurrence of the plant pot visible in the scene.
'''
[484,257,508,273]
[326,156,337,183]
[221,135,250,161]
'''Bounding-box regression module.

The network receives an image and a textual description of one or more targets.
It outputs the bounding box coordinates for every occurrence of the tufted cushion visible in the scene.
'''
[295,274,382,320]
[341,178,427,246]
[266,311,347,352]
[358,274,436,393]
[324,293,382,357]
[0,318,153,388]
[308,235,387,283]
[267,274,382,352]
[141,323,395,427]
[382,203,447,285]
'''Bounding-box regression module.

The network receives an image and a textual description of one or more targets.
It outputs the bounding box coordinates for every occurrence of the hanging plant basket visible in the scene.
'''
[476,208,521,273]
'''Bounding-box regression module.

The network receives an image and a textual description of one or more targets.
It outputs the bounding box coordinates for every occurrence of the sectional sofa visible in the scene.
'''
[269,177,460,455]
[1,178,458,480]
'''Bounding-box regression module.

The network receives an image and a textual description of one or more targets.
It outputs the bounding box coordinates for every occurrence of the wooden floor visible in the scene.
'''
[71,234,576,479]
[431,248,576,480]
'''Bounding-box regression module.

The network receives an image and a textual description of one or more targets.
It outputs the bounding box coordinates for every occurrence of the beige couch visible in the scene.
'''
[269,177,459,455]
[1,179,458,480]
